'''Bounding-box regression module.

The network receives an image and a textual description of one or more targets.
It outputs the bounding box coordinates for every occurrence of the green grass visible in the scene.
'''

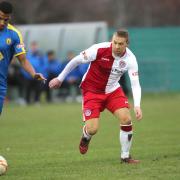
[0,94,180,180]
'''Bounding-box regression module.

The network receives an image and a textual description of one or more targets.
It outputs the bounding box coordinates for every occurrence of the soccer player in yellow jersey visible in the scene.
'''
[0,1,46,115]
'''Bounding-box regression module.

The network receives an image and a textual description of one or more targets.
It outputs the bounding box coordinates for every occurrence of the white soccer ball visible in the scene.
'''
[0,156,8,175]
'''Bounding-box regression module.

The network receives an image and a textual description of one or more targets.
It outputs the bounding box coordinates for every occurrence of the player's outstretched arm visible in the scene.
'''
[17,54,46,82]
[49,54,84,89]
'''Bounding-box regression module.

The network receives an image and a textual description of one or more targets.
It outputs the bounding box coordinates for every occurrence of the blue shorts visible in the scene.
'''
[0,89,6,115]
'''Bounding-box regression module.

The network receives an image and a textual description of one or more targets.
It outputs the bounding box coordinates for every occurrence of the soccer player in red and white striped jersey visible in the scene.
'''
[49,29,142,164]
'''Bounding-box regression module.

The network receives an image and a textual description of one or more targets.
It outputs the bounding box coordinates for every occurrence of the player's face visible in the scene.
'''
[0,11,11,30]
[112,35,128,56]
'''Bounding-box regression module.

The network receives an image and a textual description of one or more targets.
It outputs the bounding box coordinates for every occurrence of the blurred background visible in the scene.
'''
[6,0,180,105]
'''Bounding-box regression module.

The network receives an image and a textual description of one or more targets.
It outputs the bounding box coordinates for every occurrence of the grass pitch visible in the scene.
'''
[0,94,180,180]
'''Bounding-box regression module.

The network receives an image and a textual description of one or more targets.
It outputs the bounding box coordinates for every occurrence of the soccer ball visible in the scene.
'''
[0,156,8,175]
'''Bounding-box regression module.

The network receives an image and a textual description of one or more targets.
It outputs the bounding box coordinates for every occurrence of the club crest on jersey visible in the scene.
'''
[16,43,25,49]
[6,38,12,45]
[82,51,88,60]
[84,109,91,116]
[119,60,126,68]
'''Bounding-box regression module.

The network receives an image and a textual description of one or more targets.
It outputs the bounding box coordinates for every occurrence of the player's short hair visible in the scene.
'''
[114,29,129,44]
[0,1,13,14]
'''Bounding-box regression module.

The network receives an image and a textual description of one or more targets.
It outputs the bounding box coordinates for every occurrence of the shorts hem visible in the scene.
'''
[111,105,130,113]
[83,115,100,121]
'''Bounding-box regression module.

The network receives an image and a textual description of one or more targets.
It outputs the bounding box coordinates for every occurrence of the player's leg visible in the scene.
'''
[114,108,132,158]
[84,117,99,137]
[79,118,99,154]
[114,108,139,163]
[80,89,104,154]
[106,88,139,163]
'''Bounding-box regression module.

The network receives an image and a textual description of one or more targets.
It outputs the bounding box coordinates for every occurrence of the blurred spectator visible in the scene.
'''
[61,51,82,102]
[20,41,46,104]
[7,58,25,104]
[44,50,62,102]
[78,63,89,78]
[120,74,129,96]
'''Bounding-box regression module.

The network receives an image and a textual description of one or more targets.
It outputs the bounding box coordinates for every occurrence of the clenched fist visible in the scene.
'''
[49,78,62,89]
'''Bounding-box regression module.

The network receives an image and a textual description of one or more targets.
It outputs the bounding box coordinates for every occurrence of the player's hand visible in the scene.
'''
[49,78,62,89]
[134,106,142,120]
[34,73,47,83]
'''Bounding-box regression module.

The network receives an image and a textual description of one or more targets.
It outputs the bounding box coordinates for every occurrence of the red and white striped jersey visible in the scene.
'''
[79,42,139,93]
[57,42,141,107]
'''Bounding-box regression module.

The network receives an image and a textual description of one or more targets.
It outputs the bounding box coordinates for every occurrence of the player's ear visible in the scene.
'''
[126,39,129,47]
[126,39,129,44]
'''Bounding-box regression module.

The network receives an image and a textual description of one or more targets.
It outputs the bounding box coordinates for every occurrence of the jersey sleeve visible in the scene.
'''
[79,44,98,63]
[57,43,101,82]
[128,55,141,107]
[13,30,26,57]
[57,55,83,82]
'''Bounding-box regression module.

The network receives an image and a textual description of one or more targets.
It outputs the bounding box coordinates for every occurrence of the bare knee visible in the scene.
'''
[120,114,132,125]
[86,123,98,135]
[114,108,132,125]
[87,125,98,135]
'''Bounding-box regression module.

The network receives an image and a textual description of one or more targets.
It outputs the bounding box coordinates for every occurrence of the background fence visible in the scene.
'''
[110,27,180,92]
[18,22,108,60]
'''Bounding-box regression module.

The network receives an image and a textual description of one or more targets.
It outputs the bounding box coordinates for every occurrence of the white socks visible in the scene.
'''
[120,124,133,159]
[82,124,133,158]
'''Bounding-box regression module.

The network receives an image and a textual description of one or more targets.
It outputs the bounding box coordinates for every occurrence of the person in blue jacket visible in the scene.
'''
[20,41,47,104]
[44,50,62,102]
[61,51,81,101]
